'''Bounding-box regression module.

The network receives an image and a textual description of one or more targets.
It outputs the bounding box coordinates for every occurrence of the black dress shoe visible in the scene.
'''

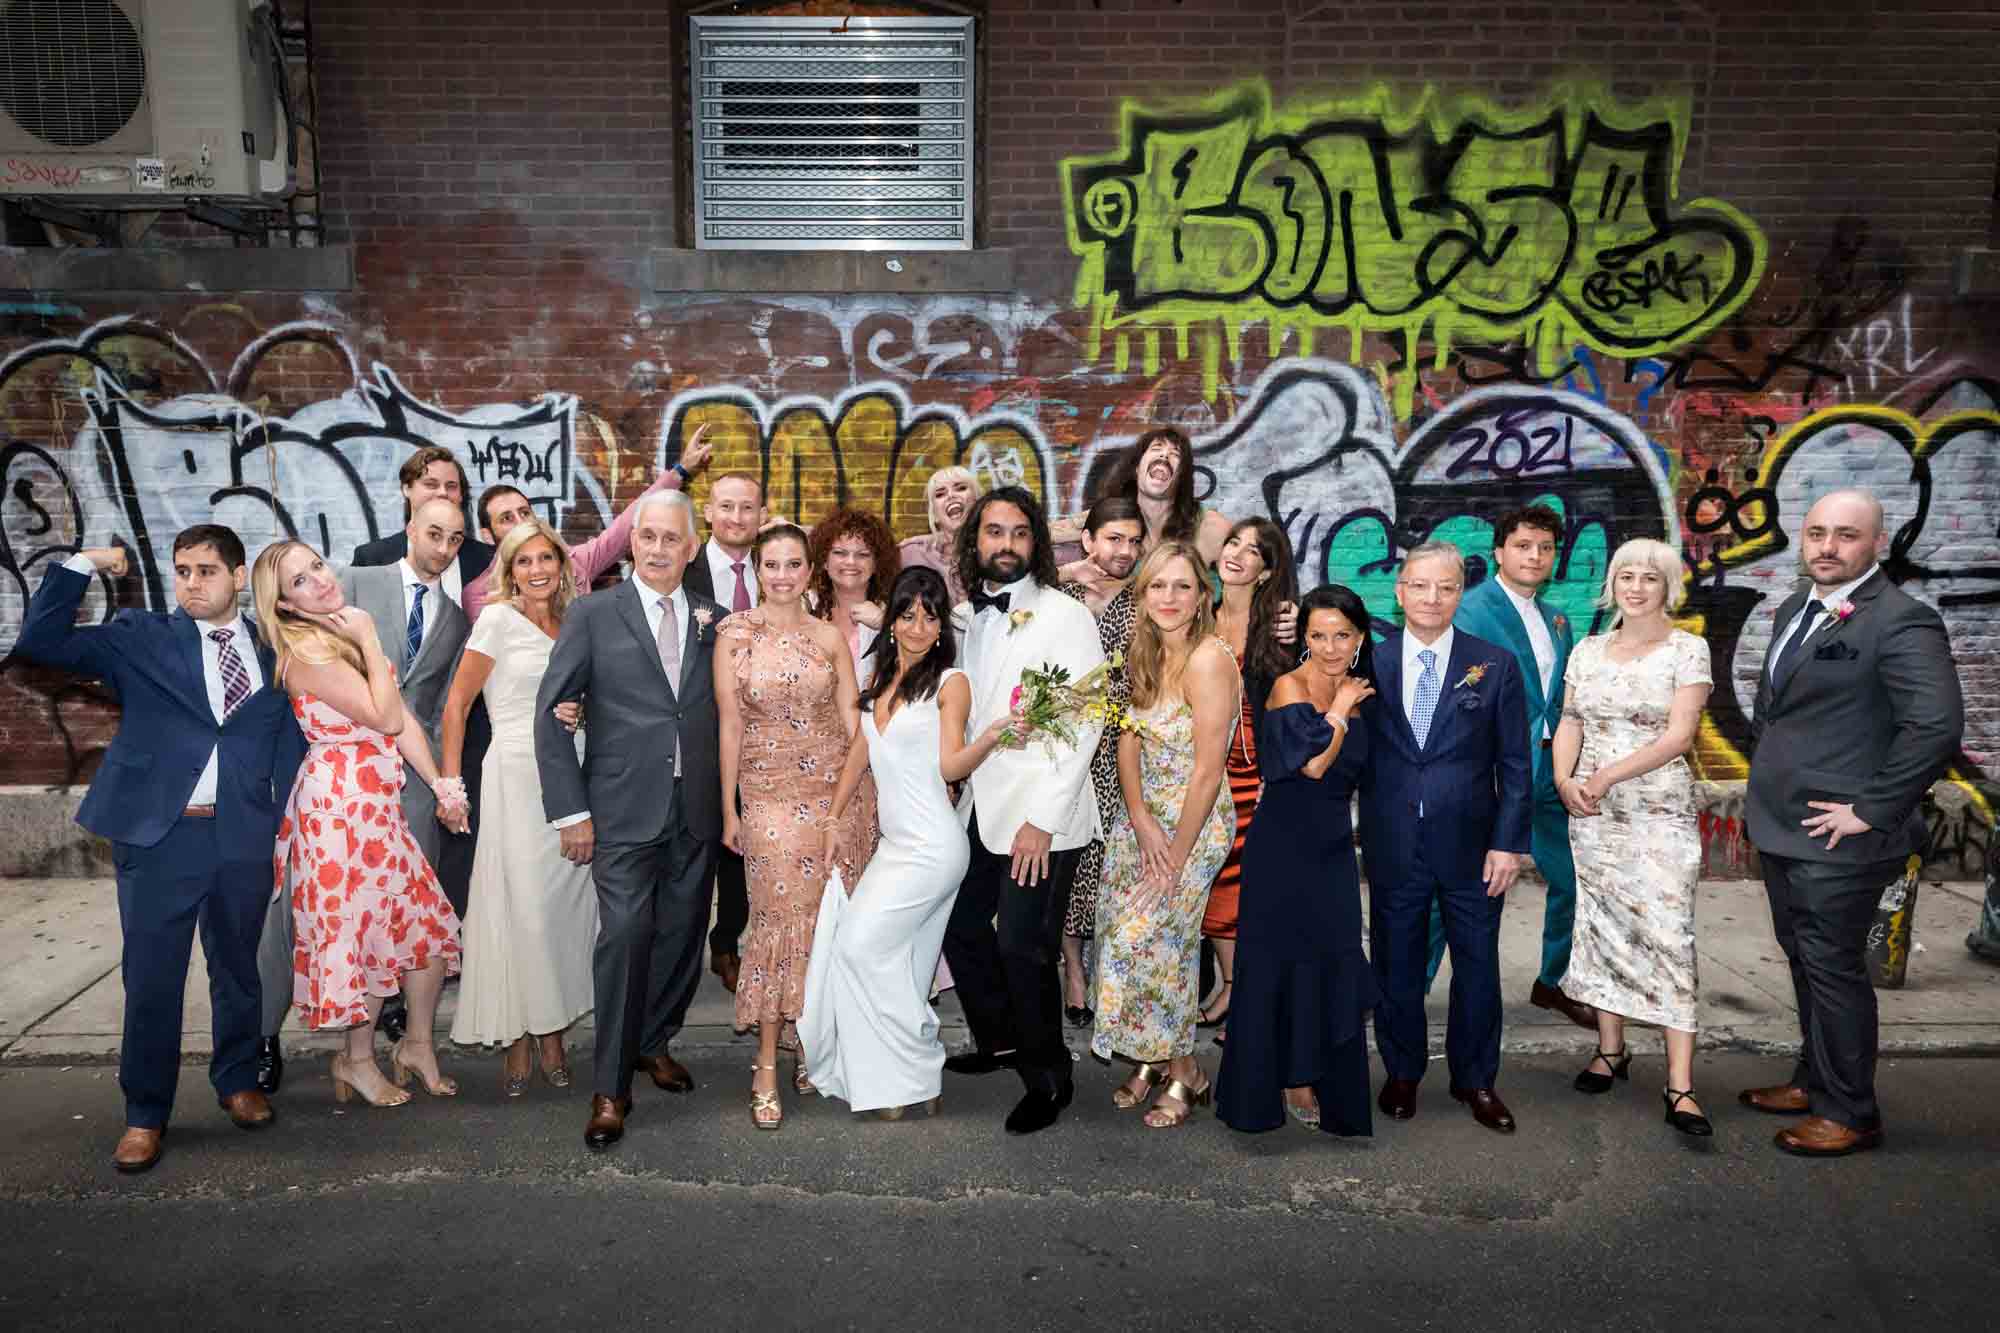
[1063,1005,1094,1029]
[1573,1047,1631,1095]
[1377,1078,1418,1121]
[1451,1086,1517,1133]
[944,1049,1020,1076]
[376,995,408,1044]
[1003,1086,1073,1135]
[255,1036,284,1096]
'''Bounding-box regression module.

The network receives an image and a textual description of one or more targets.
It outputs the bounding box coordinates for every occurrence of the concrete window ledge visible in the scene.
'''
[651,247,1015,295]
[0,245,355,294]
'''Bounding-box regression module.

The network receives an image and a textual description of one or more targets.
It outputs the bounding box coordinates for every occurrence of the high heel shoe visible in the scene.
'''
[331,1053,411,1108]
[1285,1094,1321,1129]
[864,1095,943,1122]
[750,1062,783,1131]
[1197,970,1233,1028]
[1112,1061,1166,1110]
[390,1038,460,1097]
[792,1051,815,1095]
[538,1037,571,1089]
[1573,1047,1632,1094]
[1143,1072,1212,1129]
[501,1042,530,1099]
[1663,1088,1714,1138]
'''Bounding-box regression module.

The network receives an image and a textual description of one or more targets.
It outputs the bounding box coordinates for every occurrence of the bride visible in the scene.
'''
[800,566,1024,1117]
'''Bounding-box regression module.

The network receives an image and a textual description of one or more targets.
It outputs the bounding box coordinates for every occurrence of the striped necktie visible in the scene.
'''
[1411,648,1440,748]
[210,628,252,720]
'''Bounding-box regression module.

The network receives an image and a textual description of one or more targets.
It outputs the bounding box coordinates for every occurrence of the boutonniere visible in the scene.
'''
[1552,613,1568,632]
[1830,599,1856,623]
[1007,608,1034,635]
[691,605,715,639]
[1454,662,1492,690]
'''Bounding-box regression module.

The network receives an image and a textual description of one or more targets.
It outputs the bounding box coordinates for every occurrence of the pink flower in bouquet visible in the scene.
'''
[1010,684,1024,709]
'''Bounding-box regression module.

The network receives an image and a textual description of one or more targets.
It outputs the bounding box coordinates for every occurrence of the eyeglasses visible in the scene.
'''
[1398,580,1462,597]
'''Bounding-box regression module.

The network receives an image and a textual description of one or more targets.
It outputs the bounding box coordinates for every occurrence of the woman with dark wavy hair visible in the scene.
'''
[1216,584,1381,1137]
[1199,518,1301,1039]
[801,567,1025,1118]
[807,508,901,678]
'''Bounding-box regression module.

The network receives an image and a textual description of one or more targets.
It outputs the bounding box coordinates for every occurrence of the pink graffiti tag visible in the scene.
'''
[2,159,84,189]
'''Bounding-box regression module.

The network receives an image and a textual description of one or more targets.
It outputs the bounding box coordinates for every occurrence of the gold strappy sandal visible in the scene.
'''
[750,1062,783,1131]
[1144,1073,1212,1129]
[1112,1062,1166,1110]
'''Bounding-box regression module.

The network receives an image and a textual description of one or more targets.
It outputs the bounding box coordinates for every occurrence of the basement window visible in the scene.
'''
[689,13,974,251]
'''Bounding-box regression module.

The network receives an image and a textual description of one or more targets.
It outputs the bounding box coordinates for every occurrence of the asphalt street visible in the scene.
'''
[2,1049,1995,1331]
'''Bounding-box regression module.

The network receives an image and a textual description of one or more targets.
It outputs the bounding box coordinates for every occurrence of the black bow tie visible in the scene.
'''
[970,589,1011,615]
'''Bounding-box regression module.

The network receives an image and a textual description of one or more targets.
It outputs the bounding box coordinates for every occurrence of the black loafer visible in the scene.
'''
[255,1036,284,1096]
[944,1049,1019,1076]
[1003,1086,1073,1135]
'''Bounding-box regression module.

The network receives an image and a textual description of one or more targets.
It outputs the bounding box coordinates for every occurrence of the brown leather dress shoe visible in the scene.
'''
[1738,1083,1810,1115]
[219,1089,275,1130]
[1377,1078,1418,1121]
[711,950,741,994]
[1451,1086,1517,1133]
[1529,980,1598,1031]
[637,1051,695,1093]
[113,1126,164,1174]
[584,1094,633,1151]
[1775,1116,1883,1157]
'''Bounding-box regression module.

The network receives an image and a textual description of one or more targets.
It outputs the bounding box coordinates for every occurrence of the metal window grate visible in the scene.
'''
[691,15,974,251]
[0,0,147,148]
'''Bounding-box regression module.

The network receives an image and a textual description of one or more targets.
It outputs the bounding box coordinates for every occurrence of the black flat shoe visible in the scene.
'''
[1003,1086,1073,1135]
[255,1036,284,1096]
[944,1049,1019,1076]
[1064,1005,1094,1029]
[1663,1088,1714,1138]
[1574,1047,1631,1094]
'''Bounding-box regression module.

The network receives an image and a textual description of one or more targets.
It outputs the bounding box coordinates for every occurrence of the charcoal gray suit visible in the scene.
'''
[534,576,722,1102]
[1747,568,1962,1130]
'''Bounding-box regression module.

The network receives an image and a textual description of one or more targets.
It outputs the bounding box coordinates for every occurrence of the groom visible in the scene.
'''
[536,490,723,1150]
[942,486,1106,1135]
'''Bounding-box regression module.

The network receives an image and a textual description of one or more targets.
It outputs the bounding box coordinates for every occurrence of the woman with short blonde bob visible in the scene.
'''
[1091,542,1241,1128]
[442,518,601,1095]
[255,540,465,1109]
[1553,538,1716,1137]
[897,465,979,605]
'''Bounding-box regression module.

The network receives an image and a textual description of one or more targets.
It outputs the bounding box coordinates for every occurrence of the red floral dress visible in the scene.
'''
[274,693,462,1030]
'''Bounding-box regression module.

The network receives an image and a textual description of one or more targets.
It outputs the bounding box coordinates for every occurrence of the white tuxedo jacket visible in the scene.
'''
[954,577,1106,854]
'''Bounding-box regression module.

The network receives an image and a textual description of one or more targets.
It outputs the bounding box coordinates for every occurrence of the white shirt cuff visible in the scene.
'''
[551,811,591,829]
[63,553,96,575]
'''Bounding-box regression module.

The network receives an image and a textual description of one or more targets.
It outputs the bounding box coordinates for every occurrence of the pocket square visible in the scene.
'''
[1812,641,1859,662]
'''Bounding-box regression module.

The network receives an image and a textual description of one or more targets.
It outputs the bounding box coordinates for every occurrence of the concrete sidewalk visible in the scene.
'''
[1,875,1995,1065]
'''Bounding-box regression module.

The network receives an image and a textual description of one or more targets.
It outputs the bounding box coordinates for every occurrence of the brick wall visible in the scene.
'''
[2,0,1996,873]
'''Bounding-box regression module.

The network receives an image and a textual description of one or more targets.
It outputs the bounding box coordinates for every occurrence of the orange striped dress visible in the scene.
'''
[1201,690,1262,939]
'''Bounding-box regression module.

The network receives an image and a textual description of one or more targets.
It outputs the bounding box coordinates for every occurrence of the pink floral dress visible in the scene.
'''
[275,693,461,1031]
[719,611,877,1034]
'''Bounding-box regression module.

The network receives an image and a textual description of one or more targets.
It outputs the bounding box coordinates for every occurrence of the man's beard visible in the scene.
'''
[977,551,1028,585]
[1095,555,1137,580]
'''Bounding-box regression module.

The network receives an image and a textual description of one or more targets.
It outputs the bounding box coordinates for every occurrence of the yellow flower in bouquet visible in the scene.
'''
[1002,651,1124,756]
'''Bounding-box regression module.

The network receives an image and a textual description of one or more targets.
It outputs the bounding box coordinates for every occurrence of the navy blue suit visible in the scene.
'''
[1358,629,1532,1091]
[14,564,305,1129]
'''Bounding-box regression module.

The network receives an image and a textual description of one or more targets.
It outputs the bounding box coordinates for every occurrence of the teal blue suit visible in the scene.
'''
[1424,577,1578,989]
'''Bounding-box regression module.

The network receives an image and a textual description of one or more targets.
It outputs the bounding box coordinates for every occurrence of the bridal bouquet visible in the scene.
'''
[1002,652,1125,758]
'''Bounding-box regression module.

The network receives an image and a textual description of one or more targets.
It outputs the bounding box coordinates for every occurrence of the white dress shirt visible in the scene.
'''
[1769,563,1880,676]
[397,558,443,651]
[439,556,463,609]
[67,551,268,806]
[703,539,757,609]
[1401,624,1456,725]
[1498,580,1556,737]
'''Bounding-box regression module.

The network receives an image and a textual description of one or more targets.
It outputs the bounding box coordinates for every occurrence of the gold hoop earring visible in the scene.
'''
[1300,645,1311,660]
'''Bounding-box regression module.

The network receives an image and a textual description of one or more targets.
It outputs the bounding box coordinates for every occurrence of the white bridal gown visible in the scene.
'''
[801,669,971,1112]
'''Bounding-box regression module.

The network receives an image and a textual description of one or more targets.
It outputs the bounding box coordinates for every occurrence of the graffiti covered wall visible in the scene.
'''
[4,49,1997,867]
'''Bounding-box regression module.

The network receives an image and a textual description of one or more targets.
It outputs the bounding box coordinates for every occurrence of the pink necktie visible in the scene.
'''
[657,597,682,775]
[731,561,750,611]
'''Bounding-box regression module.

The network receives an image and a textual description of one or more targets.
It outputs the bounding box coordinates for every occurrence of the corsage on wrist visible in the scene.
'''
[434,775,469,806]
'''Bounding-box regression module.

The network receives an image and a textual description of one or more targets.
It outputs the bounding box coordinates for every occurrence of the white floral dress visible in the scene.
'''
[1563,629,1712,1032]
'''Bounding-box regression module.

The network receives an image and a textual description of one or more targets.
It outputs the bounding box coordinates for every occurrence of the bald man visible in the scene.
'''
[1741,489,1962,1157]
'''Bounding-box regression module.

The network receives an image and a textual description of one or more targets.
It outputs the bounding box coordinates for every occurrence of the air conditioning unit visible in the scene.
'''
[0,0,290,204]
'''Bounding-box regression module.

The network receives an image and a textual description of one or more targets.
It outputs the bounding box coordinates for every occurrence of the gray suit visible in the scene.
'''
[1747,569,1963,1129]
[534,577,722,1101]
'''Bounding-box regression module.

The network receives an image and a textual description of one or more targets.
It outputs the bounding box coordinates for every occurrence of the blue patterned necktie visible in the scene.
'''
[406,582,427,662]
[1411,647,1440,748]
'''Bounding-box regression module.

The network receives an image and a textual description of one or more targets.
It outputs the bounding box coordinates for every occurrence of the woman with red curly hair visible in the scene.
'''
[808,508,902,679]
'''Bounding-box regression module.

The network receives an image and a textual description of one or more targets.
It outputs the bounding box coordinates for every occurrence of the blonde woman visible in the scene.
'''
[1553,538,1715,1137]
[255,540,465,1108]
[442,518,599,1094]
[1091,542,1242,1128]
[896,465,978,605]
